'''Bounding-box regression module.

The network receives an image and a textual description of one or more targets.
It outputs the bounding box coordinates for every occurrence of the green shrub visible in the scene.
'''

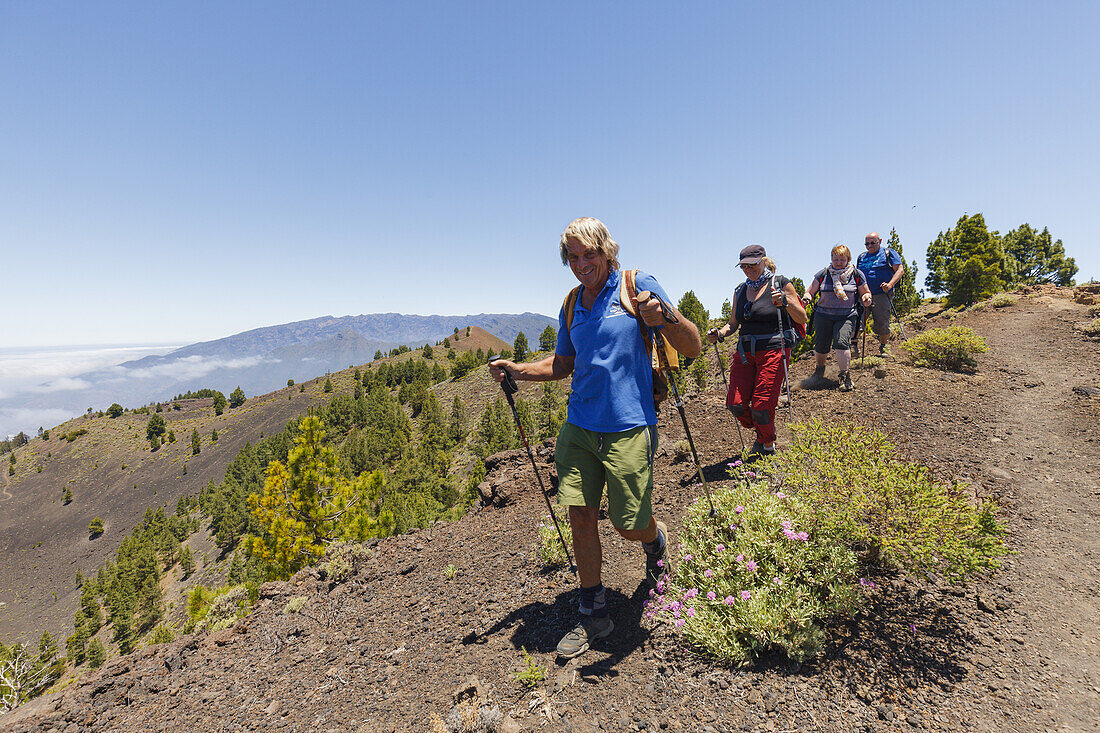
[88,517,104,539]
[851,355,885,370]
[649,479,861,665]
[649,420,1007,666]
[1083,318,1100,337]
[512,647,547,688]
[902,325,988,372]
[86,639,107,669]
[773,420,1006,580]
[990,293,1015,308]
[534,507,573,567]
[320,542,373,582]
[283,596,308,614]
[150,624,175,645]
[443,563,457,580]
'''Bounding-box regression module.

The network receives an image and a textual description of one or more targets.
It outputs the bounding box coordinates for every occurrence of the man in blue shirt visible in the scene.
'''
[856,232,905,355]
[490,217,701,658]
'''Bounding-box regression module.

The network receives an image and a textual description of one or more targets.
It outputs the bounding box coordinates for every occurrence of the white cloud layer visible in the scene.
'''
[0,345,179,394]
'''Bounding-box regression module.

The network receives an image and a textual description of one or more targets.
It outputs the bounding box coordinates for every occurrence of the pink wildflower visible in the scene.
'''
[776,491,786,499]
[656,559,664,567]
[707,591,717,601]
[735,506,745,514]
[781,520,793,530]
[684,554,693,562]
[783,528,798,540]
[674,618,685,628]
[716,544,725,552]
[746,560,758,572]
[673,608,681,618]
[686,607,696,618]
[736,553,744,563]
[773,576,783,585]
[704,569,713,578]
[724,595,736,605]
[740,590,751,601]
[797,531,808,541]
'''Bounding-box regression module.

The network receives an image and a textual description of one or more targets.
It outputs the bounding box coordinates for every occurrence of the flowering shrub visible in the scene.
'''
[774,420,1006,580]
[648,480,861,665]
[902,325,988,373]
[534,507,573,567]
[990,293,1015,308]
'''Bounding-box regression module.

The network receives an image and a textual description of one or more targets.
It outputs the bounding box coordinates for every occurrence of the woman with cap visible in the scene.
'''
[706,245,807,458]
[800,244,873,392]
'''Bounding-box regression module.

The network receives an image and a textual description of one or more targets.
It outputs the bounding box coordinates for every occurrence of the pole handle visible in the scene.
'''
[488,355,518,395]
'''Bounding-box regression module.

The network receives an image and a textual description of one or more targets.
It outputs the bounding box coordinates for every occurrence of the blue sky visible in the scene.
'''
[3,1,1097,348]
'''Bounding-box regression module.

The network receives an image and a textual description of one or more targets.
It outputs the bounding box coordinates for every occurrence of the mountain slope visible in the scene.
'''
[3,286,1098,731]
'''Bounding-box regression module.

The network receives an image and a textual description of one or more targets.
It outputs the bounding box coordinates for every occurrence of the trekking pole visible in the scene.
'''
[888,293,907,341]
[860,309,868,370]
[488,356,577,574]
[709,330,745,454]
[772,276,793,421]
[638,292,717,517]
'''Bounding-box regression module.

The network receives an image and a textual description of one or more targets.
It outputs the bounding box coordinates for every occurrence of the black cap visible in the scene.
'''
[738,244,766,266]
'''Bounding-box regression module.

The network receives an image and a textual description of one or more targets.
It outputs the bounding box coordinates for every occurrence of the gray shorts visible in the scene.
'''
[813,311,859,353]
[869,293,893,335]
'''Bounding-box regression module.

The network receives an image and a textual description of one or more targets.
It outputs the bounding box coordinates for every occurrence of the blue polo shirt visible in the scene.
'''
[556,269,670,433]
[857,247,904,291]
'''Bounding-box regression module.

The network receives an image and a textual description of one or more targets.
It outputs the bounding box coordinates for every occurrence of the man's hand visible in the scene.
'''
[488,359,515,384]
[637,294,668,327]
[881,282,892,293]
[706,328,721,344]
[861,293,873,306]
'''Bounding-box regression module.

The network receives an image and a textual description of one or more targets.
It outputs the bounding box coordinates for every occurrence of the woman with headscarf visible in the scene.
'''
[801,244,873,392]
[707,245,807,458]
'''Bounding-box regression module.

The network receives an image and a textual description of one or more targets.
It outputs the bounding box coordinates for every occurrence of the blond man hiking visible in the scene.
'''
[490,217,701,658]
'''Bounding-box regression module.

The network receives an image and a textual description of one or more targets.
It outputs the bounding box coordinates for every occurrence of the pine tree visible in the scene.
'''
[191,429,201,455]
[884,228,921,316]
[146,414,167,440]
[677,291,709,336]
[86,639,106,668]
[539,325,557,352]
[926,213,1011,305]
[513,332,529,362]
[247,416,394,580]
[180,546,195,578]
[107,403,124,418]
[1002,224,1077,286]
[88,517,104,538]
[229,386,247,408]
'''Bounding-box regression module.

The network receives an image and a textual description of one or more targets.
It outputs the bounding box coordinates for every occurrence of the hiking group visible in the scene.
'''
[489,217,904,659]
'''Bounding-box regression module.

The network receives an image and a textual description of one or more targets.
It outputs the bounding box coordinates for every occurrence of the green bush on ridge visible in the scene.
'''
[902,325,988,373]
[650,420,1006,666]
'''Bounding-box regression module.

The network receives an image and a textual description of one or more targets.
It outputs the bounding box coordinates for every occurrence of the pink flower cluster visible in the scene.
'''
[780,520,809,542]
[859,578,877,589]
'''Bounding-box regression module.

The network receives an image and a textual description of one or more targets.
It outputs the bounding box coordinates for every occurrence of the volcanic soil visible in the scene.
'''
[3,287,1098,732]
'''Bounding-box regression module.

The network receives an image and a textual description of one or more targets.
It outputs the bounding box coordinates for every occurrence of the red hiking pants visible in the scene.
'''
[726,346,789,445]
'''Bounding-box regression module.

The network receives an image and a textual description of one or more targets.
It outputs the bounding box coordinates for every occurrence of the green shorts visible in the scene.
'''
[554,422,658,531]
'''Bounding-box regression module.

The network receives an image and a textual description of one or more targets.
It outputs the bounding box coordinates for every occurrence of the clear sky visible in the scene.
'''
[3,1,1097,348]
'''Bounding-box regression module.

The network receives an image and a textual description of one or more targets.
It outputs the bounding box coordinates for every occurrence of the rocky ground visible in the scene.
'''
[3,286,1098,732]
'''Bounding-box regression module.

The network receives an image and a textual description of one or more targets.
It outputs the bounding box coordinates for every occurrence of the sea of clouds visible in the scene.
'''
[0,344,180,439]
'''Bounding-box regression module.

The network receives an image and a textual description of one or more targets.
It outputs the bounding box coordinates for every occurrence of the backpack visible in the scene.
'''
[563,269,680,410]
[733,276,806,348]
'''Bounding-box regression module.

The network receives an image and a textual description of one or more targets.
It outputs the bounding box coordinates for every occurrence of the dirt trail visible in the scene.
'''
[966,296,1100,731]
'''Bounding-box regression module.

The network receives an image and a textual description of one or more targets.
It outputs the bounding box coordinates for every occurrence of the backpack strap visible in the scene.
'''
[562,285,582,334]
[619,270,652,357]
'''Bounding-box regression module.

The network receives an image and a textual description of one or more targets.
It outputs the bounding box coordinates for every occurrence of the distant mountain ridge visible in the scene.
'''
[123,312,554,366]
[0,312,555,439]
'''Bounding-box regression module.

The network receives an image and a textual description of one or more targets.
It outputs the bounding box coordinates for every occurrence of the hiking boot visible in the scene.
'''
[803,364,826,389]
[746,440,776,462]
[878,343,888,356]
[645,520,668,588]
[556,615,614,659]
[838,371,853,392]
